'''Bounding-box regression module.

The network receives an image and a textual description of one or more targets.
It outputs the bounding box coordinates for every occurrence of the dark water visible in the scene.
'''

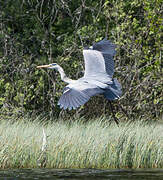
[0,168,163,180]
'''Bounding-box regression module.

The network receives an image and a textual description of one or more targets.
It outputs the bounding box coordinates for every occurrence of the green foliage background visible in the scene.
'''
[0,0,162,120]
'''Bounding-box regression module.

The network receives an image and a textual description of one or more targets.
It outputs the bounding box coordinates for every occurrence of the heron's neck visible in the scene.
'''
[57,66,74,84]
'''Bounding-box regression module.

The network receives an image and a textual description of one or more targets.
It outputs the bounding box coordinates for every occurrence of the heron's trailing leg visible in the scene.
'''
[117,101,129,119]
[108,101,119,126]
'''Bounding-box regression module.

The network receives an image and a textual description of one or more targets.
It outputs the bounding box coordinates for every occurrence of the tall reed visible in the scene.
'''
[0,118,162,169]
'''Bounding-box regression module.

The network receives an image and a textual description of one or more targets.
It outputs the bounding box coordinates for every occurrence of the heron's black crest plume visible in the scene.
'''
[51,63,57,66]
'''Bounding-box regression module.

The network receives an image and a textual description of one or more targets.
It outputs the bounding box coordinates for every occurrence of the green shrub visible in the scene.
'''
[0,0,162,119]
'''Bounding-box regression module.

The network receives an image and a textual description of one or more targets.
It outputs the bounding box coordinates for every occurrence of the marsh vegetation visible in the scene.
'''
[0,117,162,169]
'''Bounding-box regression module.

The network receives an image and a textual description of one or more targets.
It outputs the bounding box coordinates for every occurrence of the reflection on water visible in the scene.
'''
[0,168,163,180]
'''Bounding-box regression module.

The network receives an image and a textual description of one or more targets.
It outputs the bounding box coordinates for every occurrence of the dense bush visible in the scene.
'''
[0,0,162,120]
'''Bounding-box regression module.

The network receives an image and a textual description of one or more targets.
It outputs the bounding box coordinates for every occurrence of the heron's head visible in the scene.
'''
[37,63,60,70]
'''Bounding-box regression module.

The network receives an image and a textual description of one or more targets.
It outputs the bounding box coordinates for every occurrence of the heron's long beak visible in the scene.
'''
[37,64,51,68]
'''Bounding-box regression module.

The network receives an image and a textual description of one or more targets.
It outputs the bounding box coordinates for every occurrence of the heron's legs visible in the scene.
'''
[117,101,129,119]
[108,101,119,126]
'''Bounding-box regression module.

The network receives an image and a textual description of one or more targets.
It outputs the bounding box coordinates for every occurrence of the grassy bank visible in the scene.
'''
[0,118,162,169]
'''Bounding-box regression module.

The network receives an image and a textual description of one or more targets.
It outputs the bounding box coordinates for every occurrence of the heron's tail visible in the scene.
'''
[104,78,122,100]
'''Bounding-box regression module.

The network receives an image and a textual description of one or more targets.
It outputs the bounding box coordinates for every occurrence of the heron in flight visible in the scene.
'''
[37,38,122,125]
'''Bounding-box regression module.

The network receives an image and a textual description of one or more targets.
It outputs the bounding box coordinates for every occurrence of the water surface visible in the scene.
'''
[0,168,163,180]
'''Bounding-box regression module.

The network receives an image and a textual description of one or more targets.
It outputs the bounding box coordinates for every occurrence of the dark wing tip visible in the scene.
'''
[93,38,116,56]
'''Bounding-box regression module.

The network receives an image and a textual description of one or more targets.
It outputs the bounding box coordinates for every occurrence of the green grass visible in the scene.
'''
[0,117,162,169]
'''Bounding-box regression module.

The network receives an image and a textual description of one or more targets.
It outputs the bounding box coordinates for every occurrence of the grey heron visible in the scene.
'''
[37,38,122,125]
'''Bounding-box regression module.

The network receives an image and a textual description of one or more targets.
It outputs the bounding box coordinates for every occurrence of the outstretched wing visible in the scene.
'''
[83,38,116,81]
[58,81,103,110]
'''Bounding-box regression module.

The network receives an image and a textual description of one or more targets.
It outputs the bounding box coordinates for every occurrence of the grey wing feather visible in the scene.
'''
[103,53,114,78]
[58,81,104,110]
[104,78,122,100]
[83,38,116,80]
